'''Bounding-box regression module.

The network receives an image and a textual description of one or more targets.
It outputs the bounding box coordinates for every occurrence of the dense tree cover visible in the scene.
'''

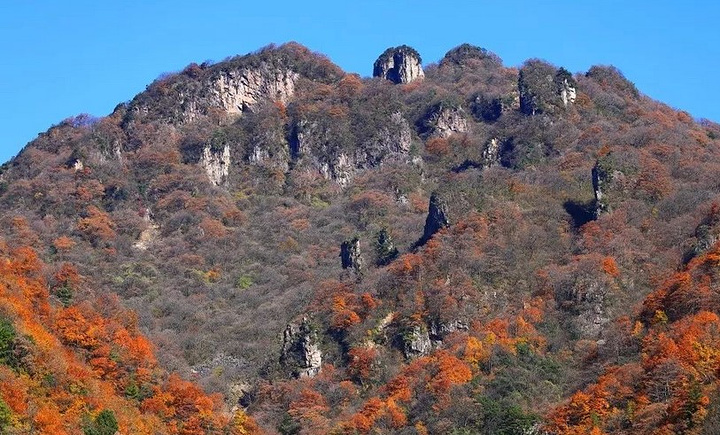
[3,41,720,433]
[0,237,257,433]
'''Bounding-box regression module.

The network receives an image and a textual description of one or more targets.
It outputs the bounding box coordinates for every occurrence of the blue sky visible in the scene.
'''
[1,1,718,164]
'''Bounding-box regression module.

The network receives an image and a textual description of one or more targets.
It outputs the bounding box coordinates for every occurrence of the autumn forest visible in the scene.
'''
[2,42,720,434]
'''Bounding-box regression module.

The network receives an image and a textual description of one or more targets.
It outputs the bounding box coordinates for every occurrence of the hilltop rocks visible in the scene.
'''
[373,45,424,84]
[340,237,363,274]
[131,58,299,124]
[558,70,577,107]
[281,317,322,378]
[200,144,231,186]
[519,60,577,115]
[418,193,450,246]
[210,67,298,116]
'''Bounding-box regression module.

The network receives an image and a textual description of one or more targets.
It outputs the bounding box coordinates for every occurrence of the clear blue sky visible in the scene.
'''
[1,1,718,164]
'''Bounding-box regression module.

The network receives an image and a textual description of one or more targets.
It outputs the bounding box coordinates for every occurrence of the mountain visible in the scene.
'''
[2,41,720,434]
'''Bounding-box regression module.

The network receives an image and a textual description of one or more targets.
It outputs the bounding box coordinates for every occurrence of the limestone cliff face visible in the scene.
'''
[291,112,414,186]
[429,319,468,342]
[130,61,299,124]
[340,237,363,274]
[422,104,468,138]
[200,144,231,186]
[373,46,424,84]
[686,207,720,262]
[402,325,432,358]
[281,317,322,378]
[559,78,577,107]
[209,67,298,116]
[592,155,613,217]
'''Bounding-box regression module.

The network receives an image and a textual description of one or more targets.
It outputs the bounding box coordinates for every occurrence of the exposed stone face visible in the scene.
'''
[402,325,432,358]
[134,208,159,251]
[519,62,577,115]
[281,317,322,378]
[72,159,84,172]
[560,78,577,107]
[429,319,469,342]
[686,208,720,262]
[423,105,468,138]
[210,67,298,116]
[200,144,231,186]
[291,112,414,186]
[592,156,614,217]
[419,193,450,245]
[340,237,363,274]
[482,138,502,168]
[133,63,299,123]
[566,280,611,338]
[373,46,424,84]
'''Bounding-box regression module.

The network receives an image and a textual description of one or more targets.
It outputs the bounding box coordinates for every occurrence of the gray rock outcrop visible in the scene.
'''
[131,62,299,124]
[592,156,612,217]
[519,61,577,115]
[291,112,413,186]
[200,144,231,186]
[686,207,720,262]
[481,138,502,168]
[281,317,322,378]
[423,104,468,138]
[429,319,469,342]
[373,46,424,84]
[340,237,363,274]
[402,325,432,358]
[210,68,297,116]
[419,193,450,245]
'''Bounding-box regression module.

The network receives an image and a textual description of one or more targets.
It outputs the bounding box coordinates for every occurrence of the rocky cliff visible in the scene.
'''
[373,45,424,84]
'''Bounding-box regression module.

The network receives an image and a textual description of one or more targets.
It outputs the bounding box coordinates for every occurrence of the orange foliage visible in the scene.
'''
[601,256,620,277]
[347,346,378,382]
[547,244,720,434]
[52,236,76,252]
[425,137,450,156]
[76,206,117,242]
[0,244,256,434]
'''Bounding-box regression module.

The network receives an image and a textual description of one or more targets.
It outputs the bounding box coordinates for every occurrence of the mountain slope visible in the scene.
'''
[2,41,720,433]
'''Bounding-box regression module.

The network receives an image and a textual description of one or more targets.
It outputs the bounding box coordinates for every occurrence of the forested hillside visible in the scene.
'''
[2,41,720,434]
